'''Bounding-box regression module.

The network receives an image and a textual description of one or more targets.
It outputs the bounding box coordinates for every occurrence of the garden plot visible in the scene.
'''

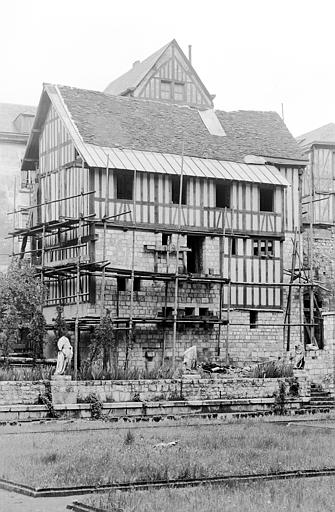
[0,421,335,489]
[83,477,335,512]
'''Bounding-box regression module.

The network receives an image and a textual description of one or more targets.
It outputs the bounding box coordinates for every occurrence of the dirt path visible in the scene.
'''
[0,488,86,512]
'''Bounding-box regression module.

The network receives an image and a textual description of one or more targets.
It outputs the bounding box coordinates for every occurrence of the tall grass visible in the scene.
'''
[76,363,175,381]
[252,360,294,378]
[86,477,335,512]
[0,422,334,488]
[0,365,54,381]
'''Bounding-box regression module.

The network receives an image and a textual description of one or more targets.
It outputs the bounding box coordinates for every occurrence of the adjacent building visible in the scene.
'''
[0,103,35,271]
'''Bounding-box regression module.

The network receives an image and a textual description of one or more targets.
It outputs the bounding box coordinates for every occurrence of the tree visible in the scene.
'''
[0,261,46,358]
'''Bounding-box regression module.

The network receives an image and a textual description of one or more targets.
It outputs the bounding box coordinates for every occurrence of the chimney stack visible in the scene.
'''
[188,45,192,64]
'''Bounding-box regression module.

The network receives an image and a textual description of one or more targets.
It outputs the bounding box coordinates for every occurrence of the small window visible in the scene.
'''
[253,239,274,258]
[133,277,141,292]
[216,181,231,208]
[250,311,258,329]
[171,176,187,204]
[199,307,209,316]
[117,277,126,292]
[187,235,204,273]
[162,233,171,246]
[260,187,274,212]
[231,238,236,256]
[185,307,195,316]
[160,80,172,100]
[116,171,133,200]
[174,82,185,102]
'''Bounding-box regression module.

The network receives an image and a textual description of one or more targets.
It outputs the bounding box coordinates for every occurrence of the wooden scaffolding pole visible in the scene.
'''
[172,140,184,370]
[100,155,110,318]
[74,161,84,379]
[125,167,137,369]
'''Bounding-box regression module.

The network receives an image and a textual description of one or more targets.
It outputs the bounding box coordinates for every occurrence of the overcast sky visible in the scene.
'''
[1,0,334,136]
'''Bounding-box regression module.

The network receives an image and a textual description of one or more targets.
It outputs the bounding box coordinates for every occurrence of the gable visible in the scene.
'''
[104,40,213,108]
[135,40,213,108]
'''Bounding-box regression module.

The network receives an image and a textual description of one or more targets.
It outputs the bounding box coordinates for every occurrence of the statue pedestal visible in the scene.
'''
[50,375,77,405]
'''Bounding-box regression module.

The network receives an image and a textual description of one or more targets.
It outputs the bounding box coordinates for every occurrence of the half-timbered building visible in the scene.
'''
[297,124,335,336]
[19,41,307,369]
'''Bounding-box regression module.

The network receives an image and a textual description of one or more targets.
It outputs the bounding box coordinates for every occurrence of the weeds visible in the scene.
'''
[252,361,294,378]
[0,365,54,381]
[272,381,287,415]
[124,430,135,445]
[83,393,104,420]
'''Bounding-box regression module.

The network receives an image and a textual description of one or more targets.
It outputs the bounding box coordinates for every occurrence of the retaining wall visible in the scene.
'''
[0,376,309,406]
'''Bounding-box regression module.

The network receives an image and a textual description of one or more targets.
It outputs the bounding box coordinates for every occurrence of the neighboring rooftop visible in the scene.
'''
[0,103,36,135]
[297,123,335,149]
[57,85,306,164]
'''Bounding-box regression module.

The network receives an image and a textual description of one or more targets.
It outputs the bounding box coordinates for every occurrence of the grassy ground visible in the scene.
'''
[84,477,335,512]
[0,421,334,488]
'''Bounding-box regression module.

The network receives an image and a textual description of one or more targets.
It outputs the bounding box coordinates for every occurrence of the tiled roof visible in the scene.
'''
[0,103,36,134]
[58,85,306,164]
[104,42,170,96]
[297,123,335,148]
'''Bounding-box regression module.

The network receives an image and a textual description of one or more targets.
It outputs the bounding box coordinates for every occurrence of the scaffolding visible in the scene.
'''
[7,152,325,373]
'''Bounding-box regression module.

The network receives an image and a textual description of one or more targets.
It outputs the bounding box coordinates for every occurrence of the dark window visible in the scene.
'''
[216,181,231,208]
[187,235,204,273]
[250,311,258,329]
[116,171,133,200]
[260,187,274,212]
[199,307,209,316]
[117,277,126,292]
[253,239,274,258]
[231,238,236,256]
[133,277,141,292]
[162,233,172,246]
[185,307,195,316]
[171,176,187,205]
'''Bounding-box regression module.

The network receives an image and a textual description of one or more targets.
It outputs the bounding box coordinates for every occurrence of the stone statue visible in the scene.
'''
[54,333,73,375]
[183,345,197,371]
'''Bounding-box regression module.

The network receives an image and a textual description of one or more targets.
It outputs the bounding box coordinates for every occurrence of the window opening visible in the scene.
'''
[171,176,187,205]
[231,238,236,256]
[250,311,258,329]
[199,307,209,316]
[304,292,324,349]
[160,80,172,100]
[133,277,141,292]
[216,181,231,208]
[117,277,126,292]
[185,307,195,316]
[116,170,133,200]
[162,233,172,246]
[260,187,274,212]
[174,82,185,102]
[187,235,204,273]
[253,239,274,258]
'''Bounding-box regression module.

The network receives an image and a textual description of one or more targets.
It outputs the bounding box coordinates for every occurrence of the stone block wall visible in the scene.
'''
[296,312,335,394]
[0,381,45,405]
[0,376,309,406]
